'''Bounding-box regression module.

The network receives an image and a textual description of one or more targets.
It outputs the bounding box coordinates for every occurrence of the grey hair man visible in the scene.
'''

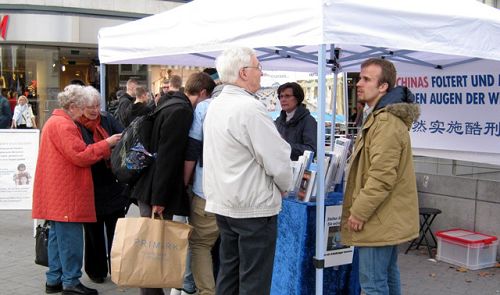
[203,47,293,294]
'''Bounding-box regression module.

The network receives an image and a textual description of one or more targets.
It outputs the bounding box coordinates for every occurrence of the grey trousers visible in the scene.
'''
[215,214,277,295]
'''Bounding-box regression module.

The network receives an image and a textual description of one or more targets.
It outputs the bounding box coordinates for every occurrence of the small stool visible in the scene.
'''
[405,207,442,258]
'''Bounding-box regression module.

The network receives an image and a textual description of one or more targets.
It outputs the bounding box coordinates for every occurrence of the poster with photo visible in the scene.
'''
[0,129,39,209]
[324,205,354,267]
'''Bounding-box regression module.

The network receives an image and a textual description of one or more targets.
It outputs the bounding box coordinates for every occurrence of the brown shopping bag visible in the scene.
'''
[110,216,192,288]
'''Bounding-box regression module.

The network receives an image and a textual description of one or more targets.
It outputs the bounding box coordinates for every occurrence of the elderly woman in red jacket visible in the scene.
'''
[32,84,121,295]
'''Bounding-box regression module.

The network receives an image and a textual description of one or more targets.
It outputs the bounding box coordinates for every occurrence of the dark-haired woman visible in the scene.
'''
[274,82,317,160]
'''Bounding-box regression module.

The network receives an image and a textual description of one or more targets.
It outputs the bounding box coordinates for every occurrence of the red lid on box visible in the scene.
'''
[436,229,498,245]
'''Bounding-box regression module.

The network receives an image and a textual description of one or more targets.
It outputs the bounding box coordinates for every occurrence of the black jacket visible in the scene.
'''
[78,113,129,216]
[122,102,153,127]
[275,105,317,161]
[131,92,193,216]
[115,93,134,127]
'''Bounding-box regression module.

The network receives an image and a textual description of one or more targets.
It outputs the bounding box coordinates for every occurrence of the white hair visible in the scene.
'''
[82,86,101,106]
[215,47,256,84]
[57,84,86,110]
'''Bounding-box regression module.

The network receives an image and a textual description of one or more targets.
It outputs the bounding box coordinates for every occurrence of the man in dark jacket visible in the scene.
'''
[122,86,153,127]
[115,78,137,127]
[131,72,215,295]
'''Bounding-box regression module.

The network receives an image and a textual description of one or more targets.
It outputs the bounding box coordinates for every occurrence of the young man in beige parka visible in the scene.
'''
[341,58,420,295]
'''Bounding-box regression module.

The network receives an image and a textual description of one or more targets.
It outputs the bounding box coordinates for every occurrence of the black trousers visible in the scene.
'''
[83,209,125,279]
[215,214,278,295]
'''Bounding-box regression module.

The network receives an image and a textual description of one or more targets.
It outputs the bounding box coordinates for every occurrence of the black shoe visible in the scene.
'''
[62,283,98,295]
[88,276,105,284]
[46,282,63,294]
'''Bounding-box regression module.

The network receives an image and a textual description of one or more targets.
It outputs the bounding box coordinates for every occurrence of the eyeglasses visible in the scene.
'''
[162,86,169,89]
[85,104,100,109]
[243,64,263,72]
[278,94,294,99]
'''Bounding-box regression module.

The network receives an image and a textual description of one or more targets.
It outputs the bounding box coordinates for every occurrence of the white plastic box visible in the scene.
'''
[436,229,498,270]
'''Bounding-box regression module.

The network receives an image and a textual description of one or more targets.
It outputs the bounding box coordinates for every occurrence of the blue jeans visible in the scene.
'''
[358,245,401,295]
[173,215,196,293]
[46,221,84,288]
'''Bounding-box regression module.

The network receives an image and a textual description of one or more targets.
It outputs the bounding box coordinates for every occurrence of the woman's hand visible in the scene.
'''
[105,133,122,147]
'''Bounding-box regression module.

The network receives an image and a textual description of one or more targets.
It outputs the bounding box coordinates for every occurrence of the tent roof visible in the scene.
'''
[98,0,500,71]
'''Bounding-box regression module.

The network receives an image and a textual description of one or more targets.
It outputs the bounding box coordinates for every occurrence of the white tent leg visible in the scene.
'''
[315,44,327,295]
[100,63,106,111]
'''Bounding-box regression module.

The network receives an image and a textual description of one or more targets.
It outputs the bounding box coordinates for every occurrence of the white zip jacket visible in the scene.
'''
[203,85,293,218]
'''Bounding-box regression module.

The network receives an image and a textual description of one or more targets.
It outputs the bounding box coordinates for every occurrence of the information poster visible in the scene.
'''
[324,205,354,267]
[397,62,500,154]
[0,129,39,209]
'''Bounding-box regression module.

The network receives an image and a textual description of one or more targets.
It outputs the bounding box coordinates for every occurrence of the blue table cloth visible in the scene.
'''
[271,193,360,295]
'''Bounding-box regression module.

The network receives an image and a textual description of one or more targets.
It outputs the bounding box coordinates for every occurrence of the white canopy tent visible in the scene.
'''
[98,0,500,293]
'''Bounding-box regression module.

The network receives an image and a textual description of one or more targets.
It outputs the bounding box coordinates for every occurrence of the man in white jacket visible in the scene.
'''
[203,47,293,294]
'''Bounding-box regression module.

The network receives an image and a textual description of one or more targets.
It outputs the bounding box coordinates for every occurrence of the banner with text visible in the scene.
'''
[398,63,500,154]
[0,130,39,210]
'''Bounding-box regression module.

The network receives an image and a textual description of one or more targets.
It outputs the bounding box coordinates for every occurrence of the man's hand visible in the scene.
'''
[347,214,365,232]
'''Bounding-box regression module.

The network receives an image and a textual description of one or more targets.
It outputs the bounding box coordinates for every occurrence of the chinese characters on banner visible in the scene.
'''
[399,66,500,154]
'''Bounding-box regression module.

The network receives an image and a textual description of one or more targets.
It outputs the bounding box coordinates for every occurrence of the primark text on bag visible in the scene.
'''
[110,216,192,288]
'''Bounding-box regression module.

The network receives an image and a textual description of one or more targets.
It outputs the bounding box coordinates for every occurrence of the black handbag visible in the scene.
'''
[35,221,49,267]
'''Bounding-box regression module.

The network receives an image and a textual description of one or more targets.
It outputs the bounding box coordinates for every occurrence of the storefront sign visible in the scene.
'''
[0,129,39,210]
[0,15,9,40]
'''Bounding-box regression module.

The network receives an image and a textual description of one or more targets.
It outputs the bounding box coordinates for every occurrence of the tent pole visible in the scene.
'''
[331,72,338,149]
[99,63,106,112]
[343,71,349,133]
[315,44,327,295]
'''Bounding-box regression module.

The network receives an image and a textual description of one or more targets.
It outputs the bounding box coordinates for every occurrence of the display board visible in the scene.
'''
[0,129,39,210]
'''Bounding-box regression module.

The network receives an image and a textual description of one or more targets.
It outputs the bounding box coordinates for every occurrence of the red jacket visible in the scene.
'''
[32,109,111,222]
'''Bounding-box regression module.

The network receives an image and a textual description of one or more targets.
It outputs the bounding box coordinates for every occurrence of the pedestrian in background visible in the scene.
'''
[340,58,420,295]
[11,95,37,129]
[0,88,12,128]
[32,84,121,295]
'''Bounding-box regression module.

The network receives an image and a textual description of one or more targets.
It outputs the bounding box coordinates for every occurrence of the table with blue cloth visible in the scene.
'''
[271,193,361,295]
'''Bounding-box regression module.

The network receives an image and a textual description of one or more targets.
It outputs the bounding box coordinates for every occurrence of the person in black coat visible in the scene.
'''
[115,78,138,127]
[122,86,154,126]
[275,82,317,160]
[130,72,215,295]
[77,86,128,284]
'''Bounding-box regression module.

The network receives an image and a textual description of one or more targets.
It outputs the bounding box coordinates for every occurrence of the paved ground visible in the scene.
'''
[1,208,498,295]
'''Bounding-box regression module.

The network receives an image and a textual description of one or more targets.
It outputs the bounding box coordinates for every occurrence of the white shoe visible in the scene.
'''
[170,289,182,295]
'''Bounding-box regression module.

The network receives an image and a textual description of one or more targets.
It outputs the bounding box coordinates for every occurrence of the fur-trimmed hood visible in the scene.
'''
[375,86,420,128]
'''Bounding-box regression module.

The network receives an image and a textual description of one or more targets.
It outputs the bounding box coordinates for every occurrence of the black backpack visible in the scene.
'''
[110,99,182,185]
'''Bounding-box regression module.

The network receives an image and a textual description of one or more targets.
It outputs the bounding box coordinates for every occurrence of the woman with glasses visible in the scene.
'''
[76,86,129,285]
[275,82,317,160]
